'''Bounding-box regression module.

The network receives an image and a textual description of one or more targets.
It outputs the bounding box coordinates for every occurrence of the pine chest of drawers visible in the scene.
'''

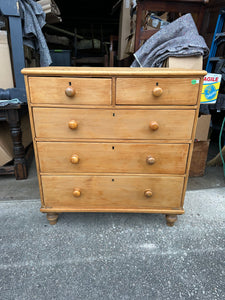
[22,67,206,226]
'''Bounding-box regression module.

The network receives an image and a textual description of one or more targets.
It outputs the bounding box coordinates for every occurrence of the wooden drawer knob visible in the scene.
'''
[73,188,81,197]
[144,189,153,198]
[146,156,155,165]
[68,120,78,129]
[65,86,76,97]
[70,154,79,164]
[152,86,163,97]
[149,121,159,131]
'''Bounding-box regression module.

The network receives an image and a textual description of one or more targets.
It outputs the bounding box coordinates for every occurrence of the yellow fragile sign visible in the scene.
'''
[201,73,222,104]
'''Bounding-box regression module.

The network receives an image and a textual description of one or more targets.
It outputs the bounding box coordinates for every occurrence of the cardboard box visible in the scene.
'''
[146,12,169,30]
[195,114,211,141]
[189,115,211,177]
[0,128,13,165]
[164,56,203,70]
[189,140,210,177]
[0,114,32,166]
[0,30,14,88]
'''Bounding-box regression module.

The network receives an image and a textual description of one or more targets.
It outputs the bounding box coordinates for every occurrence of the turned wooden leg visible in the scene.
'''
[47,213,59,225]
[165,214,177,227]
[8,109,27,180]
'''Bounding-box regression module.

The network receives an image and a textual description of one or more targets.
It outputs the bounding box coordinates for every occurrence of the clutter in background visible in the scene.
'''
[131,13,209,67]
[118,0,207,64]
[37,0,62,24]
[117,0,133,61]
[18,0,52,66]
[203,9,225,176]
[45,33,70,47]
[125,11,169,56]
[145,13,169,30]
[49,49,71,66]
[118,1,171,61]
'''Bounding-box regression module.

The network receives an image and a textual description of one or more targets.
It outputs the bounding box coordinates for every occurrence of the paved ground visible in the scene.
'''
[0,187,225,300]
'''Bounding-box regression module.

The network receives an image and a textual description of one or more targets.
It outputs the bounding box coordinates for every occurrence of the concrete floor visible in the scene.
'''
[0,158,40,201]
[0,145,225,299]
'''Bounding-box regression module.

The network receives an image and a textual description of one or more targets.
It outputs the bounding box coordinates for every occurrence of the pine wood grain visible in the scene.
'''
[24,75,45,206]
[29,77,111,105]
[41,175,184,210]
[116,77,200,105]
[37,142,189,175]
[21,66,207,77]
[40,207,185,214]
[22,67,205,225]
[33,108,195,140]
[180,77,205,207]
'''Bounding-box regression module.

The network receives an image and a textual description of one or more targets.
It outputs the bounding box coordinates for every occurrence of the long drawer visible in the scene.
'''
[116,77,200,105]
[37,142,189,174]
[41,175,184,209]
[33,108,195,140]
[28,77,111,105]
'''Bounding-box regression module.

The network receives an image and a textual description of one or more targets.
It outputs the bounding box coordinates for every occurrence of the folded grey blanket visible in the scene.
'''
[131,13,209,67]
[19,0,52,66]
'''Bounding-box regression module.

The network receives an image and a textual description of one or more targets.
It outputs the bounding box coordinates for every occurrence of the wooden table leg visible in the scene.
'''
[47,213,59,225]
[7,109,27,180]
[165,214,178,227]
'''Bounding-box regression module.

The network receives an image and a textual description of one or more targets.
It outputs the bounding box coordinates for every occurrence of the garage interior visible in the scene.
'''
[0,2,225,298]
[1,0,225,187]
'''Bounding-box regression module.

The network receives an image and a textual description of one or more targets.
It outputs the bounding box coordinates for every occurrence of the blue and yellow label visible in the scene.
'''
[201,73,222,104]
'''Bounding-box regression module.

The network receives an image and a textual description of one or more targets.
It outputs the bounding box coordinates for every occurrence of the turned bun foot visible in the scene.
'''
[165,214,177,227]
[47,213,59,225]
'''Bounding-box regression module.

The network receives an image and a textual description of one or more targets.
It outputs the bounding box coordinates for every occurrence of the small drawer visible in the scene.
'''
[116,78,200,105]
[33,108,195,140]
[38,142,189,175]
[41,175,184,210]
[28,77,111,105]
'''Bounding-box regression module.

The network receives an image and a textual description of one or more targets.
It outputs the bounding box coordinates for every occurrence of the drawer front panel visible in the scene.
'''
[38,142,189,175]
[42,175,184,209]
[116,78,200,105]
[33,108,195,140]
[29,77,111,105]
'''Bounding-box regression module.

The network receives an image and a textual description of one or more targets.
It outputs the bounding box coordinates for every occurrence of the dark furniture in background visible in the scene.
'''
[134,0,209,51]
[0,0,28,179]
[109,35,118,67]
[0,0,25,89]
[72,28,109,67]
[0,103,28,179]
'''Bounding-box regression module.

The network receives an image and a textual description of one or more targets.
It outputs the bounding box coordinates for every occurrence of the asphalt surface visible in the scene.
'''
[0,187,225,300]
